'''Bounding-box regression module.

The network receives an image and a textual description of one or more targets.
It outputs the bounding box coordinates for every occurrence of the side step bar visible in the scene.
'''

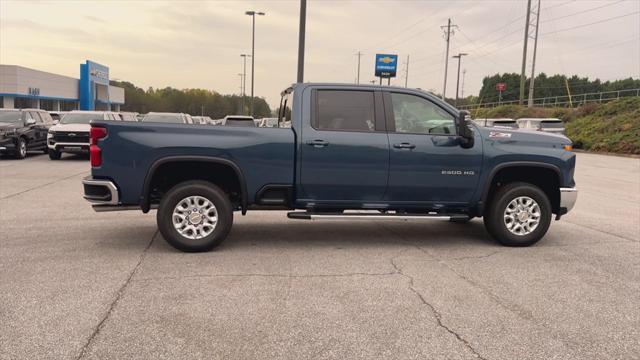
[287,211,469,221]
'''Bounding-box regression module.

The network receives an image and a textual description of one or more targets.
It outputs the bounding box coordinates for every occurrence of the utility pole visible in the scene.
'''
[519,0,532,105]
[355,51,362,84]
[440,18,458,100]
[404,54,410,88]
[297,0,307,83]
[240,54,250,115]
[245,10,265,116]
[452,53,468,106]
[527,0,541,107]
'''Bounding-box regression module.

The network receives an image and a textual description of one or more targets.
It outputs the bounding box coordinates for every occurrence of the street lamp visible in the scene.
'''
[245,10,265,117]
[240,54,251,115]
[452,53,468,106]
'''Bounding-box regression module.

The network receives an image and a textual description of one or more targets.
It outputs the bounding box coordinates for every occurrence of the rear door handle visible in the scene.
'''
[306,139,329,147]
[393,142,416,149]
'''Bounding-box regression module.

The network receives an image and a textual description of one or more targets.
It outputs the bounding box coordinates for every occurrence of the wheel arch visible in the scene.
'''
[140,155,248,214]
[480,161,563,215]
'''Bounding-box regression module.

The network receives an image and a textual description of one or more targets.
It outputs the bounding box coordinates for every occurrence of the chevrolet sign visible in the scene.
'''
[375,54,398,78]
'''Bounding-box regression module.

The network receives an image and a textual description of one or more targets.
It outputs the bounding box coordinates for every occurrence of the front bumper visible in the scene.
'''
[48,140,89,153]
[82,177,119,205]
[557,187,578,218]
[0,137,15,153]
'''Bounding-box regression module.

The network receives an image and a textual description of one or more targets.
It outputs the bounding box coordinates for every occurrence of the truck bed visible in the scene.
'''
[91,121,295,205]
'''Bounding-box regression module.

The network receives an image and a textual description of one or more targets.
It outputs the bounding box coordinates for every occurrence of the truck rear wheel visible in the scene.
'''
[484,182,552,247]
[157,180,233,252]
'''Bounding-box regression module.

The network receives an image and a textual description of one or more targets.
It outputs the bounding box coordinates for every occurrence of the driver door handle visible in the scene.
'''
[393,142,416,149]
[306,139,329,148]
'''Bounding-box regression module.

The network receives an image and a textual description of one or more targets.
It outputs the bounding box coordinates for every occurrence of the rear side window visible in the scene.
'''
[541,121,564,128]
[315,90,375,132]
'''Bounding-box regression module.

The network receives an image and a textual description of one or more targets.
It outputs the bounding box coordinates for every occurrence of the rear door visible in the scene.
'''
[384,91,482,204]
[299,88,389,203]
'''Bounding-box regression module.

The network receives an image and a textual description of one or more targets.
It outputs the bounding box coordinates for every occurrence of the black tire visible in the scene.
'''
[14,137,27,159]
[48,149,61,160]
[157,180,233,252]
[483,182,552,247]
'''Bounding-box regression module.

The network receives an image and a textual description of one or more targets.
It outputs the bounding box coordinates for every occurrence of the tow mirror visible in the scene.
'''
[456,110,474,148]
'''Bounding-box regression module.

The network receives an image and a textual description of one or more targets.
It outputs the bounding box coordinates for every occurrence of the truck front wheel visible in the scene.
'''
[484,182,552,247]
[157,181,233,252]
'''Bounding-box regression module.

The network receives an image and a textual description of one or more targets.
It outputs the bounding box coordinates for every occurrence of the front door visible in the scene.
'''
[384,92,482,205]
[299,89,389,204]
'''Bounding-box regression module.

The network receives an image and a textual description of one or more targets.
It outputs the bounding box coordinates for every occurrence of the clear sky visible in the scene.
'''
[1,0,638,108]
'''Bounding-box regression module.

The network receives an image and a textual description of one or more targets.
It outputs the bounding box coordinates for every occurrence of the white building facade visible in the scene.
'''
[0,60,124,111]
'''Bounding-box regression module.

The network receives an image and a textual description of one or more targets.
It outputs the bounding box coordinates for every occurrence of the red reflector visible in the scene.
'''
[90,145,102,167]
[90,127,107,145]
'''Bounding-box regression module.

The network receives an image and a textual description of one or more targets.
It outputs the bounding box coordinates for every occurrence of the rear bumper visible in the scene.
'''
[557,187,577,218]
[82,177,119,205]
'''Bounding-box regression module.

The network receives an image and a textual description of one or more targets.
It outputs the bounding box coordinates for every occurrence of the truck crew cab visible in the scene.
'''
[82,83,577,252]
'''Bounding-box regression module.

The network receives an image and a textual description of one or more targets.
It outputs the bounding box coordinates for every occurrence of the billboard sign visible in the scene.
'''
[375,54,398,78]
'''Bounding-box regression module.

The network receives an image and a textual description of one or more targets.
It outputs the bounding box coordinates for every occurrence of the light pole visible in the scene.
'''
[238,73,244,114]
[452,53,468,106]
[240,54,251,115]
[245,10,265,117]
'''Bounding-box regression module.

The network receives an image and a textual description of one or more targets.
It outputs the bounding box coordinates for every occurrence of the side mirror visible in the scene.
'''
[53,120,60,125]
[456,110,474,148]
[25,118,36,126]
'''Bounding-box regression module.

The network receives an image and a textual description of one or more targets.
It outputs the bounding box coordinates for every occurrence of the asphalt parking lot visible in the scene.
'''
[0,152,638,359]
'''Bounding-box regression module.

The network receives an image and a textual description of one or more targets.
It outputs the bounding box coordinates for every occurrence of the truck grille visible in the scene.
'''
[54,132,89,143]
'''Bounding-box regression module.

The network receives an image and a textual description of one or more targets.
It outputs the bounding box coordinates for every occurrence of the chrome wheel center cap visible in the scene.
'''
[188,213,203,224]
[518,212,530,221]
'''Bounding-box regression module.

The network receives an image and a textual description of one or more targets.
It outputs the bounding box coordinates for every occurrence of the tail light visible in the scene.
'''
[90,127,107,167]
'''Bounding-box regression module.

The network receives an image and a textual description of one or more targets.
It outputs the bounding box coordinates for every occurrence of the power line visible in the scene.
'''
[540,0,626,24]
[541,11,640,36]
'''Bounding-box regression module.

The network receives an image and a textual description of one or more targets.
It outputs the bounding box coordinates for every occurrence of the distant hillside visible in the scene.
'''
[472,98,640,155]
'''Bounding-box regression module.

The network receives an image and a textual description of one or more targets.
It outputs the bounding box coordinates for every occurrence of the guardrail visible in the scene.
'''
[458,88,640,110]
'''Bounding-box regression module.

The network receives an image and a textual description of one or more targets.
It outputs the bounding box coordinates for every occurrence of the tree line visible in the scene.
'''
[469,73,640,105]
[110,81,272,118]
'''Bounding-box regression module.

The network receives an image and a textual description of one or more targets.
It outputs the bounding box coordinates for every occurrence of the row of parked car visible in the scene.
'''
[0,109,283,159]
[473,117,566,134]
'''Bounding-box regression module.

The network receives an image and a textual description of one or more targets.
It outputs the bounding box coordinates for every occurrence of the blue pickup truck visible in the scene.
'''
[83,83,577,252]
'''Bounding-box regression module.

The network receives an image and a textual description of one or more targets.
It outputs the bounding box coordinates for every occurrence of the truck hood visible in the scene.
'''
[475,125,571,146]
[50,123,91,132]
[0,122,23,130]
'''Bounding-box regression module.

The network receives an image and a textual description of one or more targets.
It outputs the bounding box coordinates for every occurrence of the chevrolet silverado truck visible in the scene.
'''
[82,83,577,252]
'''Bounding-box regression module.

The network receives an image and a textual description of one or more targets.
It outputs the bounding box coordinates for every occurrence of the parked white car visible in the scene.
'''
[473,118,518,129]
[141,112,194,124]
[192,116,213,125]
[516,118,566,135]
[222,115,255,127]
[259,117,279,128]
[47,110,120,160]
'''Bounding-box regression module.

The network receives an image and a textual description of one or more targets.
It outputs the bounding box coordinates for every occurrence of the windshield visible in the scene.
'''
[541,121,564,129]
[225,119,255,127]
[142,114,184,123]
[0,111,22,123]
[61,113,102,124]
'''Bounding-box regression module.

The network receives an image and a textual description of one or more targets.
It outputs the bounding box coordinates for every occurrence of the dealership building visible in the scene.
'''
[0,60,124,111]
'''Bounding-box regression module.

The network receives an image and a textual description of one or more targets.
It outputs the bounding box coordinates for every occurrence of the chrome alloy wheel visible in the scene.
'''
[503,196,541,236]
[172,196,218,240]
[19,140,26,157]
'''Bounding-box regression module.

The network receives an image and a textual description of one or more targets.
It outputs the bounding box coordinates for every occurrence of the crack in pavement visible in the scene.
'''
[562,219,639,243]
[135,271,400,282]
[0,170,89,200]
[389,255,487,360]
[76,230,158,360]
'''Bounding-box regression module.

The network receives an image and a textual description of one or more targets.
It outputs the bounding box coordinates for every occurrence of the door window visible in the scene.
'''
[390,93,455,135]
[30,112,44,124]
[315,90,376,132]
